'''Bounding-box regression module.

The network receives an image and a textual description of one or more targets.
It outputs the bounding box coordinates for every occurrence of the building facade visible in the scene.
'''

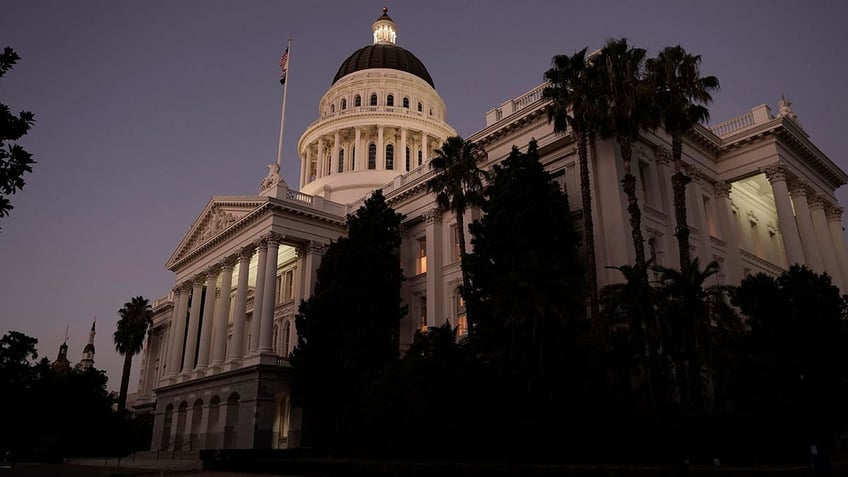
[134,9,848,451]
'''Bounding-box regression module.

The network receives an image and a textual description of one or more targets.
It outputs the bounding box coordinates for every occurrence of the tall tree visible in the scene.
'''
[543,48,604,320]
[466,140,584,405]
[646,46,720,267]
[114,296,153,412]
[595,38,653,269]
[0,47,36,231]
[290,190,406,451]
[427,136,487,335]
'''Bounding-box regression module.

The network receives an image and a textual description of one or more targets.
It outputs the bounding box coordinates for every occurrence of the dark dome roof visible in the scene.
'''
[332,44,434,88]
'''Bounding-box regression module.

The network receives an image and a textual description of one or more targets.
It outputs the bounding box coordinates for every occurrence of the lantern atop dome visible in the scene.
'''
[372,7,397,44]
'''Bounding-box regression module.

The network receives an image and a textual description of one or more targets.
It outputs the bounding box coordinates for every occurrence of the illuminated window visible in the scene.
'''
[370,93,378,106]
[417,150,423,167]
[385,144,394,170]
[403,97,409,108]
[368,143,376,170]
[416,237,427,274]
[387,94,394,106]
[417,101,423,112]
[455,290,467,338]
[354,95,361,107]
[405,147,410,172]
[341,98,347,110]
[418,296,427,331]
[338,149,344,173]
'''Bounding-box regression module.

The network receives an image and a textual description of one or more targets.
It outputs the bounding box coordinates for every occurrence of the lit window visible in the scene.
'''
[386,144,394,170]
[338,149,344,173]
[405,147,410,172]
[387,94,394,106]
[418,296,427,332]
[370,94,378,106]
[354,95,361,107]
[403,97,409,108]
[341,98,347,110]
[417,102,423,112]
[416,237,427,274]
[368,143,376,170]
[455,290,467,338]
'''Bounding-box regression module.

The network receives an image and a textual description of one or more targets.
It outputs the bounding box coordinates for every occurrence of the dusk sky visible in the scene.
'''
[2,1,847,393]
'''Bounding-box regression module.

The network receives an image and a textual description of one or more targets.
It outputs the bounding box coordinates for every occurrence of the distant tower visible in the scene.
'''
[52,327,71,373]
[79,318,96,370]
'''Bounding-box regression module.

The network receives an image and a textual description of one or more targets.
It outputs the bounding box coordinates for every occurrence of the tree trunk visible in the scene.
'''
[579,132,599,321]
[617,136,647,269]
[456,208,473,337]
[671,135,692,267]
[118,351,133,412]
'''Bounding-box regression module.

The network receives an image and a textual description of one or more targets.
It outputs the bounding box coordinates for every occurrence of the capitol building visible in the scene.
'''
[133,9,848,450]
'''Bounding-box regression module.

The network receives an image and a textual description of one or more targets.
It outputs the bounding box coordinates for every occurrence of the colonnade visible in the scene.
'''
[300,125,438,187]
[161,234,326,381]
[762,163,848,289]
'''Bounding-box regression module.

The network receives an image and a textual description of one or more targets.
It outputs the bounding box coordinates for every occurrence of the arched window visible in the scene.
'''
[354,95,361,107]
[403,97,409,108]
[351,146,356,171]
[429,108,433,116]
[417,150,423,167]
[368,143,376,170]
[417,101,423,112]
[385,144,394,170]
[455,289,467,338]
[326,152,332,175]
[338,149,345,173]
[341,98,347,110]
[405,146,410,172]
[387,94,394,106]
[370,93,378,106]
[330,104,335,113]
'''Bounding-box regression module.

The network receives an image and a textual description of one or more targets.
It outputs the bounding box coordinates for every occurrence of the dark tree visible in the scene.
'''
[0,47,36,230]
[465,140,584,407]
[114,296,153,412]
[290,190,405,451]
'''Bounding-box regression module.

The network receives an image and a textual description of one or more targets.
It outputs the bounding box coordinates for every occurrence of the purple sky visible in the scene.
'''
[2,1,847,393]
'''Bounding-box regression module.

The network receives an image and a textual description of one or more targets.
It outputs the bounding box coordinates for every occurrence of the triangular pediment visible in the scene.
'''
[167,196,268,269]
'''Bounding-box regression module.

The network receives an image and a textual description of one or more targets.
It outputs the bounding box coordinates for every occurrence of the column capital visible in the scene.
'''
[254,237,269,250]
[238,246,254,261]
[221,255,238,270]
[180,281,194,292]
[826,204,844,222]
[172,285,183,296]
[206,264,221,277]
[192,274,207,286]
[808,193,826,211]
[424,208,442,225]
[762,163,789,183]
[684,164,705,183]
[714,180,732,198]
[263,231,285,244]
[654,145,672,166]
[788,178,809,198]
[306,241,327,256]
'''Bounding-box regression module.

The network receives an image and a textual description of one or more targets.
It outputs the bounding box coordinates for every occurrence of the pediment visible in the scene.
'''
[167,196,267,269]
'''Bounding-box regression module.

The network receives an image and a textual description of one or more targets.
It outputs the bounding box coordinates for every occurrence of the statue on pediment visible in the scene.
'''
[260,162,284,191]
[777,94,798,121]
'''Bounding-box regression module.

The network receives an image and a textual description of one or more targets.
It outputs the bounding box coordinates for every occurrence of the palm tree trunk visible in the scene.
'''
[671,135,692,267]
[456,208,473,336]
[118,352,133,412]
[580,132,599,321]
[617,136,647,269]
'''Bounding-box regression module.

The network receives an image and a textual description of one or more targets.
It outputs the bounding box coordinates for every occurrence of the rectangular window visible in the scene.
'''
[416,237,427,274]
[638,161,653,206]
[284,269,294,301]
[455,292,467,338]
[451,225,461,263]
[275,275,283,304]
[418,296,427,331]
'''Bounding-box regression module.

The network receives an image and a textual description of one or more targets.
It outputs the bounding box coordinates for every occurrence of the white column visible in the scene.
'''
[301,242,325,300]
[259,235,281,353]
[332,131,340,175]
[316,139,324,179]
[377,126,384,170]
[354,127,361,171]
[212,258,234,366]
[655,148,680,270]
[424,209,443,327]
[400,127,408,172]
[165,287,183,377]
[763,164,805,266]
[826,205,848,290]
[305,146,313,184]
[688,166,713,267]
[196,268,218,370]
[809,195,842,288]
[299,149,308,188]
[182,277,205,372]
[421,132,429,166]
[228,249,251,361]
[788,180,823,272]
[714,181,742,284]
[249,241,268,355]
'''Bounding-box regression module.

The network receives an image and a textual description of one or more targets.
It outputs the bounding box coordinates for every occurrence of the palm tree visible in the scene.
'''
[646,46,720,267]
[114,296,153,412]
[427,136,487,335]
[543,48,604,320]
[595,38,653,270]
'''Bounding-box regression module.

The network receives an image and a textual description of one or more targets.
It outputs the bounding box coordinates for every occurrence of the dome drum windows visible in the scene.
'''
[386,144,394,170]
[417,101,423,112]
[355,95,362,107]
[387,94,394,107]
[370,94,378,106]
[338,149,345,173]
[368,143,377,170]
[341,98,347,110]
[403,97,409,108]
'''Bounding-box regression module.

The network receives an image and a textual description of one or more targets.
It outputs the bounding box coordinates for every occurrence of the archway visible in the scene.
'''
[174,401,188,449]
[223,392,240,448]
[206,396,221,448]
[190,398,203,449]
[161,404,174,450]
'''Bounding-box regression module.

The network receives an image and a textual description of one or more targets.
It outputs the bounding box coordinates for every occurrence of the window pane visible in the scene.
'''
[386,144,394,170]
[368,143,376,170]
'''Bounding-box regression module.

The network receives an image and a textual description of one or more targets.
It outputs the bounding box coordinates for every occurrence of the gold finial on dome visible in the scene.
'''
[373,7,397,44]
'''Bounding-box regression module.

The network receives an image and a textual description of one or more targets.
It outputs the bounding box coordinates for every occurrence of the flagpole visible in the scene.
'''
[276,38,292,168]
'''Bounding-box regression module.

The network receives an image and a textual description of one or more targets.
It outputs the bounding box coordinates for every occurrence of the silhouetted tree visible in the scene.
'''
[0,47,36,231]
[290,190,405,451]
[114,296,152,412]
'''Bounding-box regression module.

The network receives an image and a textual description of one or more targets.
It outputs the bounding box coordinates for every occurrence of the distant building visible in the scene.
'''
[133,8,848,451]
[51,339,70,374]
[79,319,96,370]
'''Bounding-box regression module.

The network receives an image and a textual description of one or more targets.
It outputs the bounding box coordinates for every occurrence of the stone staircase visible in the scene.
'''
[65,450,201,472]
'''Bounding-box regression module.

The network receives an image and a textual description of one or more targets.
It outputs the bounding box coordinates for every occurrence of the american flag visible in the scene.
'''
[279,47,289,85]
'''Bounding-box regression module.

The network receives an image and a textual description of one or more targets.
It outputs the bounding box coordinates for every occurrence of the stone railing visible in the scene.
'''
[152,293,174,309]
[307,105,432,129]
[709,104,773,138]
[285,189,313,205]
[512,83,547,110]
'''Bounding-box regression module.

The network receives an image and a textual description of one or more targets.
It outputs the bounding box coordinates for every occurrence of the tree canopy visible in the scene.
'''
[0,47,35,231]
